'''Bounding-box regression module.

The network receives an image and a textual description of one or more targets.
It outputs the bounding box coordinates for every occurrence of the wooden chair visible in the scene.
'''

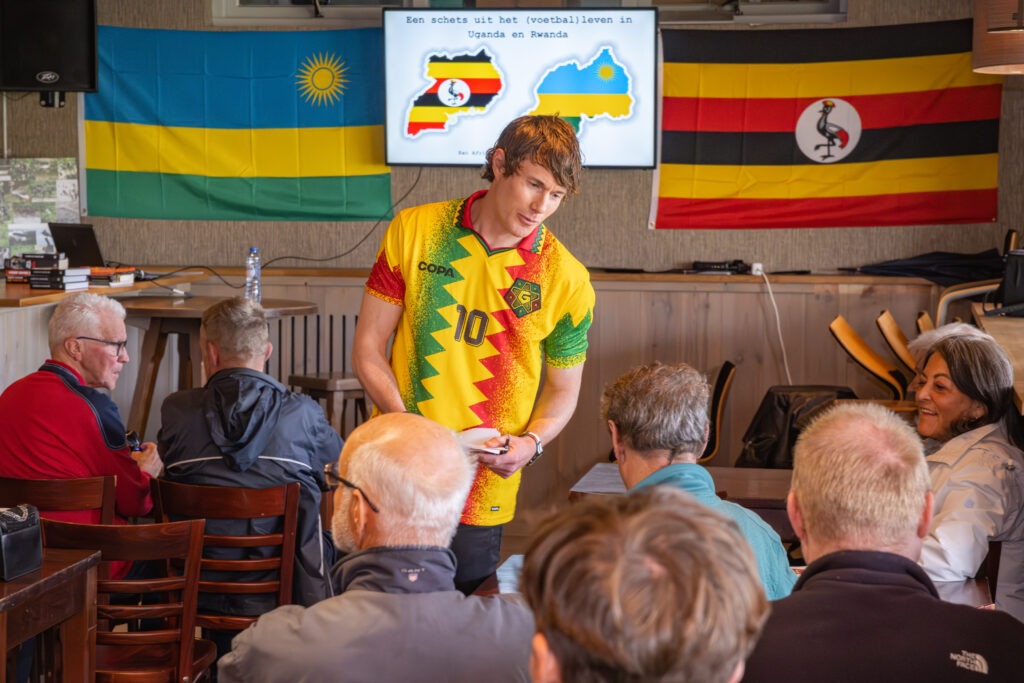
[875,310,916,374]
[829,315,909,401]
[935,279,1001,326]
[916,310,935,333]
[979,540,1003,599]
[41,518,215,683]
[150,480,300,639]
[699,361,736,464]
[0,476,116,678]
[0,475,115,523]
[288,371,369,437]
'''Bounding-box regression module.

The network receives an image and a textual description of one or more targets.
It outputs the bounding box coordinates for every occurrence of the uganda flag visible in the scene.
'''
[653,19,1002,230]
[405,50,503,136]
[83,26,391,221]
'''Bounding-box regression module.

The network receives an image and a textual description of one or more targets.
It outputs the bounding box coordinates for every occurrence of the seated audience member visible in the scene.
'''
[217,413,534,683]
[915,335,1024,621]
[0,293,161,550]
[158,297,343,617]
[906,322,994,393]
[742,403,1024,682]
[602,361,796,599]
[521,486,768,683]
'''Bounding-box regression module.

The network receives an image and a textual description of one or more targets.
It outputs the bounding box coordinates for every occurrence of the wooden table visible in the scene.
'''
[570,462,795,540]
[972,302,1024,413]
[122,296,318,436]
[0,548,100,681]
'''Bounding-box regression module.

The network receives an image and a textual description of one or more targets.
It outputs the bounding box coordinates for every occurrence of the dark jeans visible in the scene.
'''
[450,523,503,596]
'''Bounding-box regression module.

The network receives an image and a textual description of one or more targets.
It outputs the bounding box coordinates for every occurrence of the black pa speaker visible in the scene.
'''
[0,0,96,92]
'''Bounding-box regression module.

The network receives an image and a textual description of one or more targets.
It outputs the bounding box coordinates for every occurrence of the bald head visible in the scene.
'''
[791,403,931,559]
[336,413,474,549]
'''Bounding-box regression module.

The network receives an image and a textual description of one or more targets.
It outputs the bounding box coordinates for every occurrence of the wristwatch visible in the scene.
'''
[522,431,543,467]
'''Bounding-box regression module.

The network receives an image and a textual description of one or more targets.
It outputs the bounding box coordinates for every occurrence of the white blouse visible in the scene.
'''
[921,422,1024,622]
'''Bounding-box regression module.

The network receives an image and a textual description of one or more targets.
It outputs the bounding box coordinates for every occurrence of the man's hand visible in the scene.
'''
[476,434,537,478]
[131,442,164,478]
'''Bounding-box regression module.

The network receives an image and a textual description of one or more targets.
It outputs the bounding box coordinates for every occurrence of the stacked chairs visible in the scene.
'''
[829,314,909,401]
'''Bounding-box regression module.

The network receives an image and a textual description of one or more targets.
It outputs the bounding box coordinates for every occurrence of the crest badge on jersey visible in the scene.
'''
[795,97,862,164]
[504,278,542,318]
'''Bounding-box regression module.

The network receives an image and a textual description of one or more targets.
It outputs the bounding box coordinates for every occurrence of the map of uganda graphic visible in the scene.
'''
[405,46,633,137]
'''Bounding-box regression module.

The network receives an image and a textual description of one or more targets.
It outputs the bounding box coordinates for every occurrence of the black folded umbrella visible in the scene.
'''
[857,248,1004,287]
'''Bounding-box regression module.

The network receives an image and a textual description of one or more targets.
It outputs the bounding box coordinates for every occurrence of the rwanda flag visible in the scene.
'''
[654,19,1002,229]
[84,26,390,221]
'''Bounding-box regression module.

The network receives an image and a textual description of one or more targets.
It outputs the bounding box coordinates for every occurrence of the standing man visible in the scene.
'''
[0,293,161,573]
[353,115,595,593]
[159,297,342,614]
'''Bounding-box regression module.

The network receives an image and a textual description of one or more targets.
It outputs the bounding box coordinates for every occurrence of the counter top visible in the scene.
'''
[0,271,207,308]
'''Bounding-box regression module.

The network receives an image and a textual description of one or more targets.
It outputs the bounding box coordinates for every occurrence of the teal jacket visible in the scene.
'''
[631,463,796,600]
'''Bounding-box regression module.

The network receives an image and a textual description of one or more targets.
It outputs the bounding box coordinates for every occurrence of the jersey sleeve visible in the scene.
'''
[543,279,595,368]
[365,214,407,306]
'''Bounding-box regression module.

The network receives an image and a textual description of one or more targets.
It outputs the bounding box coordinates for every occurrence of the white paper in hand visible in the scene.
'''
[457,427,506,454]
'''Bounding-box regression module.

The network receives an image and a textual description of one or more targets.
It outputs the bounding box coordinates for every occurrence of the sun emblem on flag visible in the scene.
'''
[504,278,542,318]
[297,52,348,106]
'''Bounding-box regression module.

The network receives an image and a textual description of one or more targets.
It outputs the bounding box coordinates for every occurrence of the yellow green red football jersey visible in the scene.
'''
[365,190,595,525]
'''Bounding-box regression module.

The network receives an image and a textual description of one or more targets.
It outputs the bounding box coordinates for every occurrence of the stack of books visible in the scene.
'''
[89,266,136,288]
[26,252,91,291]
[5,252,70,284]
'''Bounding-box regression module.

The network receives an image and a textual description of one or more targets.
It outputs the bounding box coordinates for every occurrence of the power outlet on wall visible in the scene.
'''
[751,262,764,276]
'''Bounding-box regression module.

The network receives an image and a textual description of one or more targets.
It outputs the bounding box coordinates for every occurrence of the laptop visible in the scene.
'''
[48,223,106,268]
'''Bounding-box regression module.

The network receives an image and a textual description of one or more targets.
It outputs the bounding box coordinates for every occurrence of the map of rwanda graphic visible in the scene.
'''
[404,46,633,137]
[528,47,633,133]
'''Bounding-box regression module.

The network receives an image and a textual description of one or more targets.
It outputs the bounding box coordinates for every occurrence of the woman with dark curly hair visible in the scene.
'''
[917,334,1024,621]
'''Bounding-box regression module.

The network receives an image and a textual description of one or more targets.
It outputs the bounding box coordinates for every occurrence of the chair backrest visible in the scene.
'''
[699,361,736,464]
[0,475,115,524]
[150,479,301,633]
[916,310,935,333]
[874,310,917,373]
[935,279,1001,327]
[829,315,908,401]
[979,540,1002,599]
[41,518,206,682]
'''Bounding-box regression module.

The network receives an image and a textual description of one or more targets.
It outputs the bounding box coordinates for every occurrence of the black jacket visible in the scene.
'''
[158,367,343,614]
[742,550,1024,682]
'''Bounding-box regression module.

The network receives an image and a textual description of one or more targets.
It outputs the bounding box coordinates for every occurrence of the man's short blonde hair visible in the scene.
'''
[521,487,768,683]
[201,297,269,362]
[792,402,930,548]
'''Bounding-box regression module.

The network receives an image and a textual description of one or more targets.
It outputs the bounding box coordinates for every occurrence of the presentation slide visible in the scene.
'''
[383,8,658,168]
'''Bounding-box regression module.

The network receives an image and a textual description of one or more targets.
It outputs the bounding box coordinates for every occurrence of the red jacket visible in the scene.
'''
[0,360,152,577]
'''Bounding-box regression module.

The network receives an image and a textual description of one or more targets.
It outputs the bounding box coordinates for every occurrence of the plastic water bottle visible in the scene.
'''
[244,246,262,302]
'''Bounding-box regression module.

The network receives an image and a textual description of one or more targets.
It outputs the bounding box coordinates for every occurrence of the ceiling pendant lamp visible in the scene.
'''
[973,0,1024,74]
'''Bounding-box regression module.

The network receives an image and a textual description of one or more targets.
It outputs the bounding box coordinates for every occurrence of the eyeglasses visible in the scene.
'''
[323,462,380,513]
[76,336,129,356]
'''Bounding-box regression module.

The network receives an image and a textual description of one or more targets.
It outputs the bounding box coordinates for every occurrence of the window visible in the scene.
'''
[213,0,846,28]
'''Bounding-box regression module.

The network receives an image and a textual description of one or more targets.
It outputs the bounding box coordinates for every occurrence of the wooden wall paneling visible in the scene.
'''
[0,305,54,391]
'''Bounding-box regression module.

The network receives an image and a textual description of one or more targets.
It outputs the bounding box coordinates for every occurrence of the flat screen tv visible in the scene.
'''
[383,7,658,169]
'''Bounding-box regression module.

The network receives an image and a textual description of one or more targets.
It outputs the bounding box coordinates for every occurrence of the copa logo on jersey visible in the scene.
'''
[504,278,542,318]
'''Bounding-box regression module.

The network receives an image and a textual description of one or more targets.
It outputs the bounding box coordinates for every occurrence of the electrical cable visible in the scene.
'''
[263,166,423,269]
[760,270,793,385]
